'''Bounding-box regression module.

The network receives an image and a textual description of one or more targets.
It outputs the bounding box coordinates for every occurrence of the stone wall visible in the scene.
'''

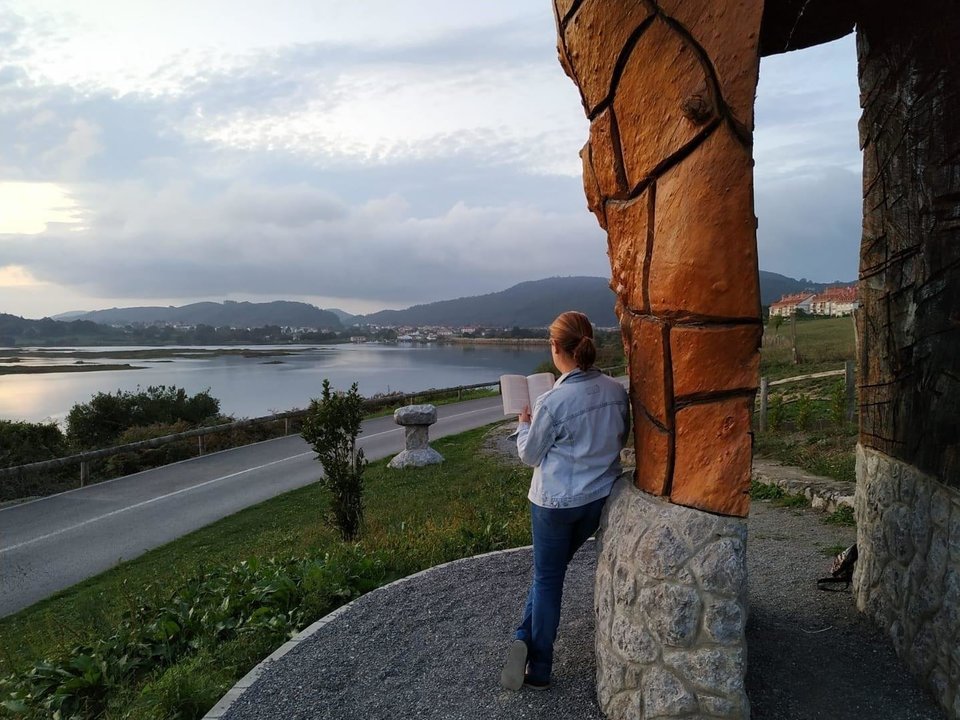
[596,475,749,719]
[854,444,960,717]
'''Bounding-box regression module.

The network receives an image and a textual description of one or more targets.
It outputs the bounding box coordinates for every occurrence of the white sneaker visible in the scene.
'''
[500,640,527,691]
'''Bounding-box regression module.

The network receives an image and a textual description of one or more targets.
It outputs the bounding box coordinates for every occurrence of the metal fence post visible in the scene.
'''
[80,460,89,487]
[284,418,290,435]
[845,360,856,422]
[759,377,769,432]
[198,436,205,456]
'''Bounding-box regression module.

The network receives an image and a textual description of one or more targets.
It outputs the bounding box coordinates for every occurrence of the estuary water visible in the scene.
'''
[0,343,550,424]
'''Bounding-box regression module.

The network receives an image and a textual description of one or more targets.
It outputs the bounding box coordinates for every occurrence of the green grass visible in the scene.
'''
[754,428,857,483]
[820,543,850,557]
[761,315,856,380]
[0,424,531,718]
[824,505,856,526]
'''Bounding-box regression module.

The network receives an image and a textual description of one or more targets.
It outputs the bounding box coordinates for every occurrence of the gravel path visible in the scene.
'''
[221,501,945,720]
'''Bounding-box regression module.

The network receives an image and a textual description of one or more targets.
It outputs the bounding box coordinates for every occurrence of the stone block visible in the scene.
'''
[589,108,628,198]
[623,314,669,425]
[611,614,658,664]
[670,397,753,517]
[702,599,744,645]
[613,18,710,191]
[664,647,745,697]
[607,194,648,312]
[670,324,760,398]
[580,143,607,229]
[636,521,691,580]
[640,666,697,718]
[656,0,764,130]
[691,537,747,598]
[553,0,575,23]
[649,126,759,319]
[949,505,960,562]
[886,505,916,565]
[393,404,437,426]
[563,0,655,113]
[639,583,702,648]
[633,408,671,497]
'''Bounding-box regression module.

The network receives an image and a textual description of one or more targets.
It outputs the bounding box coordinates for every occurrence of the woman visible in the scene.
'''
[500,311,630,691]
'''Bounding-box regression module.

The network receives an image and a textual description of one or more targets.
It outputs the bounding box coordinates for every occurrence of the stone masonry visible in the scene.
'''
[554,2,763,717]
[854,444,960,717]
[597,476,749,719]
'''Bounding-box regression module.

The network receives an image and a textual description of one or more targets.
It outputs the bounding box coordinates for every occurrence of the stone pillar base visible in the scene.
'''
[854,444,960,717]
[596,475,749,719]
[387,448,443,469]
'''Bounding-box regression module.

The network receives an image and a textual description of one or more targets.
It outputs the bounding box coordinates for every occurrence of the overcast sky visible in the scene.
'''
[0,1,862,319]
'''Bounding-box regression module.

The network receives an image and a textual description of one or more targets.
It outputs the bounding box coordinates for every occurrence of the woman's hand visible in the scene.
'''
[518,405,531,424]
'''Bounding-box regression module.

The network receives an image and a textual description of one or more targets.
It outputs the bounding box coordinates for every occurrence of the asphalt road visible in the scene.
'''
[0,396,506,618]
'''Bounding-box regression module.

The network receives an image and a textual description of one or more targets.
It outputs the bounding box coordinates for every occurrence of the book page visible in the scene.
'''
[526,373,556,409]
[500,374,530,415]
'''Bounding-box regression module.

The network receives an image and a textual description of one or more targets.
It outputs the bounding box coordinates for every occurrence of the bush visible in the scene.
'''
[300,381,367,541]
[0,421,73,502]
[66,386,220,450]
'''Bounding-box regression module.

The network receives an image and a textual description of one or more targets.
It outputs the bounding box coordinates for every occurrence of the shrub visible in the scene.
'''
[66,386,220,450]
[0,421,73,501]
[300,380,367,541]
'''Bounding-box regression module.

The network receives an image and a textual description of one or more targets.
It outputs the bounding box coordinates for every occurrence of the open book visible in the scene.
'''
[500,373,555,416]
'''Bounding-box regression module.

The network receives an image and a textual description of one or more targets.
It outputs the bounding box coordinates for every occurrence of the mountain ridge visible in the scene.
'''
[37,272,854,330]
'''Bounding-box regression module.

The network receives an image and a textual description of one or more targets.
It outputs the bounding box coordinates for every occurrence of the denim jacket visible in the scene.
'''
[516,368,630,509]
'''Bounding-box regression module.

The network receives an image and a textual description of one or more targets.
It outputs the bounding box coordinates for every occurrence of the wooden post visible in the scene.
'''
[198,435,205,456]
[80,461,89,487]
[759,377,769,432]
[845,360,856,422]
[457,388,462,401]
[791,312,799,364]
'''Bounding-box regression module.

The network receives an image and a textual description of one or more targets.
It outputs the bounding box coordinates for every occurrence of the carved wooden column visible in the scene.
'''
[852,1,960,715]
[554,1,764,718]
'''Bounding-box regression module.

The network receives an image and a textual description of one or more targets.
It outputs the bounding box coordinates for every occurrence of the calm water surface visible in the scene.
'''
[0,343,550,424]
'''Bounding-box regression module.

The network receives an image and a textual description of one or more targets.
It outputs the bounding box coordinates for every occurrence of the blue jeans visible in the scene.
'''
[514,497,606,682]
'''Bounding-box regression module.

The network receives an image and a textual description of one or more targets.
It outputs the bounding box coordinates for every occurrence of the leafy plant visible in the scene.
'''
[825,506,856,526]
[795,392,813,430]
[768,394,785,431]
[829,379,847,426]
[301,380,367,541]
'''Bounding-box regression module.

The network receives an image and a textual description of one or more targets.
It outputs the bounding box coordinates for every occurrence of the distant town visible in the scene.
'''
[768,285,858,318]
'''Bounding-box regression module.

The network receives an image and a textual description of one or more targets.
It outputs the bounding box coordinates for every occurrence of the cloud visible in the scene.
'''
[1,177,607,306]
[0,4,865,318]
[755,166,861,282]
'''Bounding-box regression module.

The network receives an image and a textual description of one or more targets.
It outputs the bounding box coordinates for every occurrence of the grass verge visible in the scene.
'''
[0,424,530,719]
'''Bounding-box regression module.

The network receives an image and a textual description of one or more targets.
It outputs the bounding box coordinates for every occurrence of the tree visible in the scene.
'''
[300,380,367,540]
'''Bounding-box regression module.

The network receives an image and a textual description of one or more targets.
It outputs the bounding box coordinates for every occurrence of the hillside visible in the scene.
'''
[354,272,853,328]
[75,301,342,330]
[358,277,620,328]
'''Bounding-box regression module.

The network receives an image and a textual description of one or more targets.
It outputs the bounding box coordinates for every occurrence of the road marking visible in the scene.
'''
[0,452,316,554]
[0,403,502,554]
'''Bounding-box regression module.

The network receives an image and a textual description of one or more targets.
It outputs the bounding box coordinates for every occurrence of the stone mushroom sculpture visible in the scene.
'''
[388,404,444,469]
